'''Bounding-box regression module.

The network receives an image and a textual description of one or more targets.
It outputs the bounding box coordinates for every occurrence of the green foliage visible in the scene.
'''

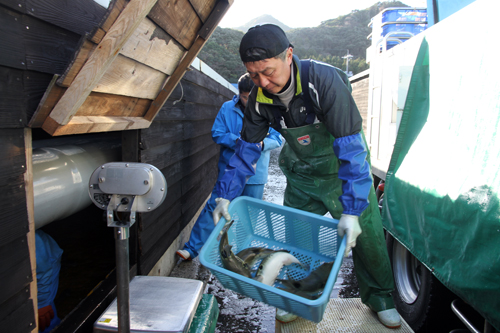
[198,27,246,83]
[198,1,410,82]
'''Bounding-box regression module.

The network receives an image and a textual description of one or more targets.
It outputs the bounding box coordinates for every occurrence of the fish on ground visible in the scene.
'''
[254,252,306,286]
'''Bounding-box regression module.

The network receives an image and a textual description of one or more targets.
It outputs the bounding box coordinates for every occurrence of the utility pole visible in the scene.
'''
[342,50,353,76]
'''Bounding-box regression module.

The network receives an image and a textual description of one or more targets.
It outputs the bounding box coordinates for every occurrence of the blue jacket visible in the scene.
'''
[212,95,282,185]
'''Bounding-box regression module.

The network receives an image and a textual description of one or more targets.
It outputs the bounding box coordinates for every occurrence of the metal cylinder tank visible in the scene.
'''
[33,142,120,229]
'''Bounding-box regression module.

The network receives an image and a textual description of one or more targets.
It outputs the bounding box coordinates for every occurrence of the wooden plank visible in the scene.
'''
[0,129,30,247]
[0,286,30,323]
[159,142,219,187]
[139,202,182,274]
[120,18,185,75]
[144,0,232,122]
[141,173,216,267]
[174,80,229,107]
[197,0,232,40]
[183,66,234,100]
[57,38,97,88]
[140,132,214,170]
[144,36,205,121]
[180,168,217,217]
[0,7,26,70]
[89,0,129,44]
[0,237,30,278]
[0,0,27,13]
[0,256,32,305]
[32,87,151,128]
[25,0,106,36]
[140,199,182,255]
[45,0,159,127]
[24,128,38,331]
[155,102,218,121]
[93,54,167,99]
[28,75,65,128]
[141,180,182,228]
[74,93,151,117]
[0,66,26,128]
[189,0,216,22]
[0,295,35,332]
[22,13,80,75]
[23,70,54,124]
[140,118,214,149]
[148,0,202,50]
[180,153,218,195]
[43,115,151,136]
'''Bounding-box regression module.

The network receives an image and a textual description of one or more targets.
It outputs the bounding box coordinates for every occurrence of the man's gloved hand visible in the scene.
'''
[337,214,362,257]
[38,304,54,331]
[213,198,231,225]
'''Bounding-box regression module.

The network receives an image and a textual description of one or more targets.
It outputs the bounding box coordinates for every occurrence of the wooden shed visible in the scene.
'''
[0,0,235,331]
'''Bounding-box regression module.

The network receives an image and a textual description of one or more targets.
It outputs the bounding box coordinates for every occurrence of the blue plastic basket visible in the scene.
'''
[199,196,346,323]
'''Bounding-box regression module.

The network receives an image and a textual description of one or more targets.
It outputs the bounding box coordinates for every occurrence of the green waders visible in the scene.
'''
[278,123,395,312]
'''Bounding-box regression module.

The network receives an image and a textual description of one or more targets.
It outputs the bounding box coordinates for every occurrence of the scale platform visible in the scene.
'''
[94,275,204,333]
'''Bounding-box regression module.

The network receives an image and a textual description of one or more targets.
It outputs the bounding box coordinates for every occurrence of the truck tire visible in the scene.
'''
[386,234,459,332]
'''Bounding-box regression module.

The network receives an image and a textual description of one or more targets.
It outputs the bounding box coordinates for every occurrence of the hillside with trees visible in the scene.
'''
[198,1,411,83]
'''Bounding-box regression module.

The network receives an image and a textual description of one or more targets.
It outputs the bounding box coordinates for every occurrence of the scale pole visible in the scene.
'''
[115,226,130,333]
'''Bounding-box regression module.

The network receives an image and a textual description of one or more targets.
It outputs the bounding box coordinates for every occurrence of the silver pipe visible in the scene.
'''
[33,143,119,229]
[451,299,481,333]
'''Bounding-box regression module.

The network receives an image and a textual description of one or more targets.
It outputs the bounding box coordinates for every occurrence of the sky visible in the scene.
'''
[218,0,427,29]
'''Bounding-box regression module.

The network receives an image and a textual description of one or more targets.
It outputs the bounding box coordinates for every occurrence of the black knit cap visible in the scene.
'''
[239,24,292,62]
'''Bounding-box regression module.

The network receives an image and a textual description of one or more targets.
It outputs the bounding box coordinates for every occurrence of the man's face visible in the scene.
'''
[245,48,293,95]
[239,91,250,107]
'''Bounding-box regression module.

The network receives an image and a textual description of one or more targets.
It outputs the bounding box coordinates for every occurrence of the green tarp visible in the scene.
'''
[382,0,500,329]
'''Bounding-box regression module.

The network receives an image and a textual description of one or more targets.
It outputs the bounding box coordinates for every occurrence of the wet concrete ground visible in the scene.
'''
[169,145,360,332]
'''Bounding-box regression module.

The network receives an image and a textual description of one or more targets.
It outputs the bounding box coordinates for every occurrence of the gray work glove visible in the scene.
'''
[213,198,231,226]
[337,214,362,257]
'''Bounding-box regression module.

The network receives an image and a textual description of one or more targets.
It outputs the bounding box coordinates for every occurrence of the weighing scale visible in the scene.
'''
[88,163,206,333]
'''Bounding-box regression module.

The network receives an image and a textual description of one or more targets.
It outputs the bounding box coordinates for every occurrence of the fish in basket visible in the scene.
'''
[199,196,346,323]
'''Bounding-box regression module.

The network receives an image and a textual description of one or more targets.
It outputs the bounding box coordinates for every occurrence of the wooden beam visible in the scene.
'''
[45,0,158,127]
[23,128,38,332]
[74,93,151,117]
[120,18,185,75]
[143,36,205,122]
[56,38,97,87]
[189,0,216,22]
[28,75,66,128]
[148,0,202,50]
[89,0,129,44]
[93,54,166,100]
[143,0,232,122]
[43,116,152,136]
[197,0,232,40]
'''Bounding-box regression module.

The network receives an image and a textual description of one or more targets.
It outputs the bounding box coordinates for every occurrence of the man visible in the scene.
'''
[176,73,282,260]
[212,24,401,328]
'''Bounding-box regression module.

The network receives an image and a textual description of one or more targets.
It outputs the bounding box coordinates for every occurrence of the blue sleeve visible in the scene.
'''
[211,103,239,149]
[215,139,262,201]
[333,133,372,216]
[262,128,283,151]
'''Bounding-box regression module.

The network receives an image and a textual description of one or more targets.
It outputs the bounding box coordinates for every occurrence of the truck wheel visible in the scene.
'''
[386,234,457,332]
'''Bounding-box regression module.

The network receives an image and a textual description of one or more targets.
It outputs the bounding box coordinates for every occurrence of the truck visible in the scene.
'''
[365,0,500,332]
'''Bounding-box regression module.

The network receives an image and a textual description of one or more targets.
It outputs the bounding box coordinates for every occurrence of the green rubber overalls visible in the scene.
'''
[279,122,395,312]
